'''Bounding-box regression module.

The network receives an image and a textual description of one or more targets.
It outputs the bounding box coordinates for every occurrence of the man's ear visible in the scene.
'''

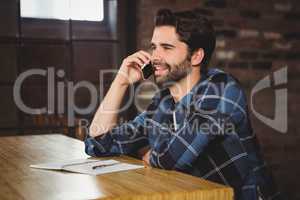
[191,48,204,66]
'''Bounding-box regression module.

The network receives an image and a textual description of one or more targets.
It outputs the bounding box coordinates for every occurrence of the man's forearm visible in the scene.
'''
[89,75,128,137]
[89,50,151,137]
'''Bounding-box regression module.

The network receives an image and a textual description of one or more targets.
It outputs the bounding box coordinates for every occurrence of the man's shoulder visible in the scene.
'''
[192,67,245,100]
[191,68,241,94]
[205,68,240,85]
[191,68,248,115]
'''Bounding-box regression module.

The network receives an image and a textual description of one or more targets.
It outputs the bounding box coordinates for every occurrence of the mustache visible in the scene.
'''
[152,61,170,69]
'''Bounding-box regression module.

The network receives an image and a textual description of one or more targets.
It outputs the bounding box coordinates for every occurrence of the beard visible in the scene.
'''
[154,57,192,88]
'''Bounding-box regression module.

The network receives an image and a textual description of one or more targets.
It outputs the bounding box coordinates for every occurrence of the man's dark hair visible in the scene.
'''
[155,9,216,73]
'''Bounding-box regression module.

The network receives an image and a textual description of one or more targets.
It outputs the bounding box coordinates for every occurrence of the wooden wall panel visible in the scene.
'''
[21,19,69,40]
[0,0,18,38]
[20,86,47,127]
[20,43,69,85]
[72,41,118,82]
[0,86,18,128]
[72,21,112,41]
[0,44,17,83]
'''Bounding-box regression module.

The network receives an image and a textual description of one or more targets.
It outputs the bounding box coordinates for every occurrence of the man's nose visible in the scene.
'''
[151,48,162,61]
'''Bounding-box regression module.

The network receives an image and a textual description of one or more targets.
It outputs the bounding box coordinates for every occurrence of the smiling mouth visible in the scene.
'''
[153,64,168,70]
[154,65,169,76]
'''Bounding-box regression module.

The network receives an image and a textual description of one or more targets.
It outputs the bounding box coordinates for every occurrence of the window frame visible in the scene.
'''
[20,0,117,41]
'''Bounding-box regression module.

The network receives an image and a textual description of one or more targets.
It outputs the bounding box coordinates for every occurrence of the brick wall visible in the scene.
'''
[134,0,300,199]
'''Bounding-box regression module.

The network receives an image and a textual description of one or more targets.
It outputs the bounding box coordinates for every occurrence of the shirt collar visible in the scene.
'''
[154,68,218,111]
[175,71,209,110]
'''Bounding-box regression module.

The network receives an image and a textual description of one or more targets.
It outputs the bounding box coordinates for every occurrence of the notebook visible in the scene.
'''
[30,158,144,175]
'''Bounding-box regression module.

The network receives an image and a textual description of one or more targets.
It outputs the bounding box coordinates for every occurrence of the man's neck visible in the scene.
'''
[169,70,201,103]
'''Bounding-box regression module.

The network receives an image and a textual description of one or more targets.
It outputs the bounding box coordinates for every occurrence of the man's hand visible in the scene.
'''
[142,149,151,166]
[116,50,151,86]
[88,51,151,137]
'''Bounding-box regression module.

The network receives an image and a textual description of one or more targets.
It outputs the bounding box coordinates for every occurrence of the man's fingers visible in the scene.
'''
[143,157,150,167]
[142,150,151,166]
[132,51,150,65]
[125,50,151,69]
[126,57,144,68]
[143,161,151,168]
[137,50,151,62]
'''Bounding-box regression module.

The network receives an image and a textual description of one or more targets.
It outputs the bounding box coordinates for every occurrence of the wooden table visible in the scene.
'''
[0,134,233,200]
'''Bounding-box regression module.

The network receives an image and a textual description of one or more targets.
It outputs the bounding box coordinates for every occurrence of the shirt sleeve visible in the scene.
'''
[149,75,248,171]
[84,111,149,157]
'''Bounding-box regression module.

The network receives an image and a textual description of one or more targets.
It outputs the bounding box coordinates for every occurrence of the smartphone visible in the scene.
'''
[141,62,154,79]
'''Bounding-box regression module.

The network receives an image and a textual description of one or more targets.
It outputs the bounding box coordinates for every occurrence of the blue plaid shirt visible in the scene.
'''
[85,68,282,200]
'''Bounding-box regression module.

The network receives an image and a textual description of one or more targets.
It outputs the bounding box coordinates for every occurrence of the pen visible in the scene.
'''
[62,160,99,168]
[92,163,119,170]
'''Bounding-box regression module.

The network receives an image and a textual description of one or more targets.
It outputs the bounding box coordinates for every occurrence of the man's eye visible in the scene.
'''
[163,46,172,50]
[150,46,156,50]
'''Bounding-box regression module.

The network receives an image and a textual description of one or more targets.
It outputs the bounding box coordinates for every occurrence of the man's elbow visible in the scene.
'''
[88,123,103,138]
[89,122,113,138]
[88,126,96,138]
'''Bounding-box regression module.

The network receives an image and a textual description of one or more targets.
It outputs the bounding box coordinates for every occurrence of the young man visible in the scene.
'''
[85,9,281,200]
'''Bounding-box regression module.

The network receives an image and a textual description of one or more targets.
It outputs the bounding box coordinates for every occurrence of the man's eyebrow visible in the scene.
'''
[150,42,176,48]
[160,43,176,48]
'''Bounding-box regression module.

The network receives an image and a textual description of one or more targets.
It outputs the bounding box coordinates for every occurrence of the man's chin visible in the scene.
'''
[155,76,166,85]
[155,73,169,82]
[155,75,176,88]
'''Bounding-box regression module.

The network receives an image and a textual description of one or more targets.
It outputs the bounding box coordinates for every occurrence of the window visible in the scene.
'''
[20,0,104,21]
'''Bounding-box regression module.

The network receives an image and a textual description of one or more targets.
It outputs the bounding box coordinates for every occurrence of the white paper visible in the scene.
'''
[30,159,144,175]
[30,158,100,170]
